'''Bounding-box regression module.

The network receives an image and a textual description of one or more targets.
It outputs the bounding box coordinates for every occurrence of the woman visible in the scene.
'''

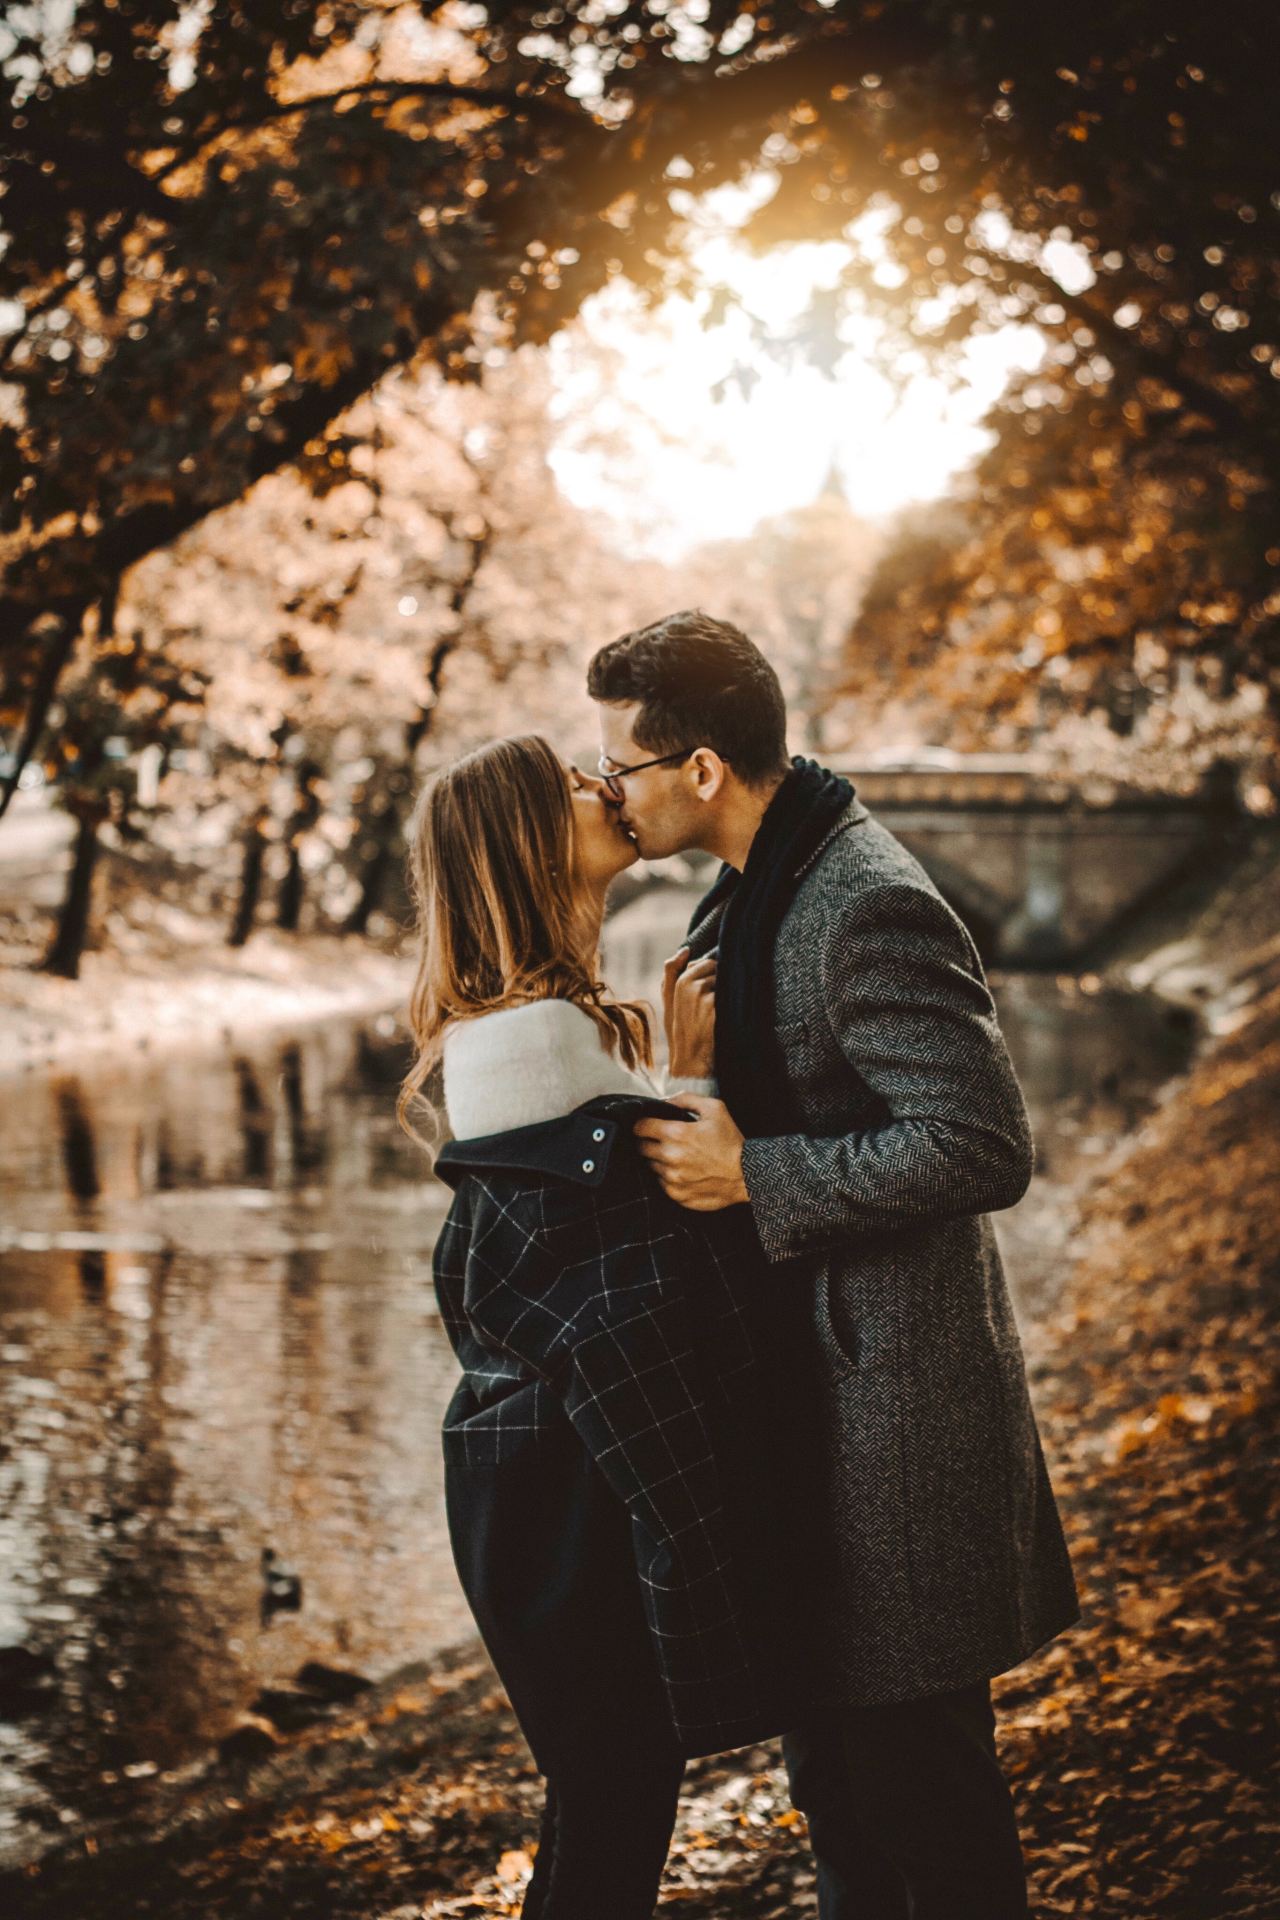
[398,735,815,1919]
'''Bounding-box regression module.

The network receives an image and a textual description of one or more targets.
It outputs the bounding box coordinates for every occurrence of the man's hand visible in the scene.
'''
[634,1095,749,1212]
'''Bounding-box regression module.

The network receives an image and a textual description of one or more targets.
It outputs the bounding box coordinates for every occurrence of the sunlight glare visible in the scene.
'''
[548,188,1049,557]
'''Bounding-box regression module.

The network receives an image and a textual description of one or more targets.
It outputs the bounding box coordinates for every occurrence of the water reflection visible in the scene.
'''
[55,1083,100,1206]
[77,1247,106,1304]
[234,1057,272,1181]
[990,972,1195,1157]
[279,1041,326,1175]
[0,1016,463,1860]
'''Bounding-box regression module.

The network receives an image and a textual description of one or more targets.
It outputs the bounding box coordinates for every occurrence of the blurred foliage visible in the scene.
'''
[1,0,1276,805]
[836,404,1277,798]
[106,351,680,942]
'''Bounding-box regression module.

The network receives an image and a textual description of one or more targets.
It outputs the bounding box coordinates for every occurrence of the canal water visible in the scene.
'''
[0,942,1195,1858]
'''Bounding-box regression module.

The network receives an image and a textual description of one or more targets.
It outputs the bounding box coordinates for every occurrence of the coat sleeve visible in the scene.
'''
[460,1192,758,1723]
[740,881,1035,1262]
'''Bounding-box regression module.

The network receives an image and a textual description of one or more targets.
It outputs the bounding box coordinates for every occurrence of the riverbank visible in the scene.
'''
[4,841,1277,1918]
[1100,823,1280,1020]
[0,921,416,1081]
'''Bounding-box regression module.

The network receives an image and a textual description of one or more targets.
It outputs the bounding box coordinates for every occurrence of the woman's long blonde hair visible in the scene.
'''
[397,734,652,1148]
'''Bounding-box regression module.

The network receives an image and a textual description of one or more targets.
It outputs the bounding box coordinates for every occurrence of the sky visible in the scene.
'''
[547,185,1071,558]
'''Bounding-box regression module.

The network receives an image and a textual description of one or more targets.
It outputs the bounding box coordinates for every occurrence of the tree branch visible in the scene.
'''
[989,255,1258,445]
[1,79,578,372]
[164,77,580,154]
[0,278,458,811]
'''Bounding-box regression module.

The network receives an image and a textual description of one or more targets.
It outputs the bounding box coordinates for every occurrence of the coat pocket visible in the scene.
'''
[776,1014,812,1040]
[816,1265,860,1376]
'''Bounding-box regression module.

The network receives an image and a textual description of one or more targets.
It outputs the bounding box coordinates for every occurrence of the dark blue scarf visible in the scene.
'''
[689,757,854,1139]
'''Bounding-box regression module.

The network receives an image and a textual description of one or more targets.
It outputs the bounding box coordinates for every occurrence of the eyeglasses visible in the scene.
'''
[596,747,698,801]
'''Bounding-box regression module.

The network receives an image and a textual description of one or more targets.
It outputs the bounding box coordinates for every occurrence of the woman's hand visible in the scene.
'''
[663,946,717,1080]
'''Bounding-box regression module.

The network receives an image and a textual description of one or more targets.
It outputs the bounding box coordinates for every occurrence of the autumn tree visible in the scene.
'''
[37,598,207,976]
[838,390,1277,800]
[4,0,1276,808]
[111,347,680,948]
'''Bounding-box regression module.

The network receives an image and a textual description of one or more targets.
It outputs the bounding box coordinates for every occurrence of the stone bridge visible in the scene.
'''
[842,759,1229,964]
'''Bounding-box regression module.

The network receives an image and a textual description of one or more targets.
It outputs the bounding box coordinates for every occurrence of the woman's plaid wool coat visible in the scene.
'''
[685,795,1081,1705]
[433,1094,818,1762]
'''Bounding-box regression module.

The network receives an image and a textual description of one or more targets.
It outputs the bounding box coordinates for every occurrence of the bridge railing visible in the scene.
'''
[840,761,1232,813]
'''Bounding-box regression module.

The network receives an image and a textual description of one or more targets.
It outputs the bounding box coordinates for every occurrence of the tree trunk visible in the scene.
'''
[0,604,85,821]
[276,845,305,932]
[229,817,266,948]
[276,764,321,933]
[42,813,103,980]
[344,840,391,936]
[346,564,474,932]
[343,799,400,935]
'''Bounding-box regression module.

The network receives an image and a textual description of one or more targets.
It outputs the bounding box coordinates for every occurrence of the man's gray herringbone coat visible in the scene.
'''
[686,796,1080,1705]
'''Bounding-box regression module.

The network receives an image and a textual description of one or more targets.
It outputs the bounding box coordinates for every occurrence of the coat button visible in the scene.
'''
[582,1159,595,1174]
[592,1128,606,1142]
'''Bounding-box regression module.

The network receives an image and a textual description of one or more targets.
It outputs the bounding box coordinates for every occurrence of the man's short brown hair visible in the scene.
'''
[587,609,789,786]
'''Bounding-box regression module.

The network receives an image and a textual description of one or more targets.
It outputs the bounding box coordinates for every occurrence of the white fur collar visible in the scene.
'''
[442,999,651,1141]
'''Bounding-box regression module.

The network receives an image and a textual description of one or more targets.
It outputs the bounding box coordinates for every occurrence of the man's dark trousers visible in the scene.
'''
[782,1679,1030,1919]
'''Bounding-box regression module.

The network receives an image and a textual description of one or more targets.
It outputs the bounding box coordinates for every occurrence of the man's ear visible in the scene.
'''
[689,748,728,804]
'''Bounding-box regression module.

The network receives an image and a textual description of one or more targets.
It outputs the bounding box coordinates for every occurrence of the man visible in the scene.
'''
[588,610,1079,1920]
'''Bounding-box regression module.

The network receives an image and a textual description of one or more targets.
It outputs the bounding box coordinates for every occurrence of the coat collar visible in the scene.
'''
[685,795,870,956]
[434,1092,696,1192]
[794,792,869,879]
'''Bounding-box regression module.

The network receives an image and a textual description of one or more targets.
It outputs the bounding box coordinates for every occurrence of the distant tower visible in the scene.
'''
[816,454,850,505]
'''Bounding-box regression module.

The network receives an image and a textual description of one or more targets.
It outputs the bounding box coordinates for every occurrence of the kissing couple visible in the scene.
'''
[398,610,1079,1920]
